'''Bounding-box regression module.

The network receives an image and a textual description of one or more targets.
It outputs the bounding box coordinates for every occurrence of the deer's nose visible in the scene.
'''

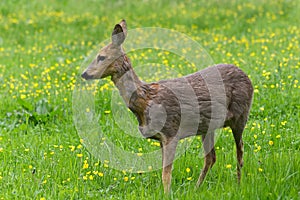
[81,71,93,80]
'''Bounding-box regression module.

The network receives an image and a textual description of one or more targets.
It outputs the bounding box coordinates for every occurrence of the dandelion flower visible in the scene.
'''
[83,162,89,169]
[98,172,104,177]
[226,164,232,169]
[69,145,75,151]
[104,110,111,114]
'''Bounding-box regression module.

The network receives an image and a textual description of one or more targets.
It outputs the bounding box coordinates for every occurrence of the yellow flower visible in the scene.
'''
[276,135,281,139]
[258,168,263,172]
[254,145,261,152]
[20,94,27,99]
[89,175,94,180]
[98,172,104,177]
[77,154,83,158]
[69,145,75,151]
[83,162,89,169]
[186,168,191,173]
[281,121,287,126]
[40,197,46,200]
[226,164,232,169]
[124,177,129,182]
[187,177,192,181]
[92,170,98,175]
[151,142,161,147]
[137,153,143,157]
[269,141,274,146]
[104,110,111,114]
[66,59,72,64]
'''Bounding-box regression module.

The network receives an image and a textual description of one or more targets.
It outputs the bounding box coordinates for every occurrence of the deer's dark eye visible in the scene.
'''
[97,55,106,62]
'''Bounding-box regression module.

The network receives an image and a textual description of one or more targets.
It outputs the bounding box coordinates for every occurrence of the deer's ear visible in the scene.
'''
[112,24,125,46]
[119,19,127,37]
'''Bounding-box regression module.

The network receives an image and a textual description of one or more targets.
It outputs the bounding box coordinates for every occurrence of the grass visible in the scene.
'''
[0,0,300,199]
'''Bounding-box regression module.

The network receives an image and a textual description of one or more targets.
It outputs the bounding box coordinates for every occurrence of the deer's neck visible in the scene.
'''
[111,55,143,106]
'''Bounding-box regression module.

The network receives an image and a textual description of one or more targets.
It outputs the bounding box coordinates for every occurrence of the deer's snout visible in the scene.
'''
[81,71,94,80]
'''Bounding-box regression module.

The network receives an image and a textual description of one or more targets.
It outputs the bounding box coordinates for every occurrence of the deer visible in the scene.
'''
[81,19,253,194]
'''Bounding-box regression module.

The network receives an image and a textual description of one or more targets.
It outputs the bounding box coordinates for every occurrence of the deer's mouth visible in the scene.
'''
[81,71,94,80]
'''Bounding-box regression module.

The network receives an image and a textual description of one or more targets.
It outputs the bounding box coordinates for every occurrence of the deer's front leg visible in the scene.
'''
[196,132,216,187]
[161,137,178,194]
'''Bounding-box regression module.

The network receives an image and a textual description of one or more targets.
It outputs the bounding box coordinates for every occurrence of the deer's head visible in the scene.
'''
[81,20,127,80]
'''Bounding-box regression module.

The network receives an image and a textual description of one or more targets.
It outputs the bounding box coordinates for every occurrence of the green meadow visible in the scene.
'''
[0,0,299,199]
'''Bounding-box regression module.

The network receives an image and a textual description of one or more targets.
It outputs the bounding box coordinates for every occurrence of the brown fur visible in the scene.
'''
[81,20,253,194]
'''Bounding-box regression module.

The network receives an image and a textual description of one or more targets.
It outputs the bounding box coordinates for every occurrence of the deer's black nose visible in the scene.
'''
[81,72,93,80]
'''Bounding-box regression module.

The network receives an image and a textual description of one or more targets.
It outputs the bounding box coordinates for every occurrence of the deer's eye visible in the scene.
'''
[97,55,106,62]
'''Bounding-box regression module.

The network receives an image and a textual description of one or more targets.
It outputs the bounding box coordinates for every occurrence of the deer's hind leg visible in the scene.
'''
[196,132,216,187]
[231,116,247,183]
